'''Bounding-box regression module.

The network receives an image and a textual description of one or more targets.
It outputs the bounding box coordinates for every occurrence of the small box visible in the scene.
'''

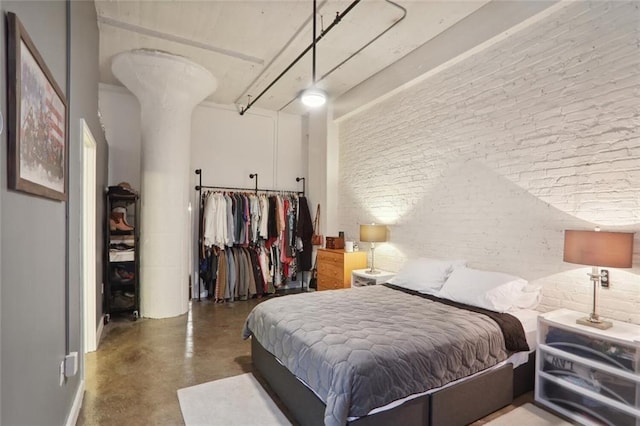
[325,237,344,249]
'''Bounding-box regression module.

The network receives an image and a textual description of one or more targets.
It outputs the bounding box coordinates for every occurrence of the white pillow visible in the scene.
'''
[388,258,467,294]
[437,267,527,313]
[512,284,542,310]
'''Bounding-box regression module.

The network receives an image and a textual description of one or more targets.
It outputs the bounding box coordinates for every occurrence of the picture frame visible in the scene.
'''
[6,12,67,201]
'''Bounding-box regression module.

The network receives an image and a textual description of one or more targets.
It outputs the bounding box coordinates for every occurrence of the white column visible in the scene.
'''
[308,106,339,236]
[112,49,216,318]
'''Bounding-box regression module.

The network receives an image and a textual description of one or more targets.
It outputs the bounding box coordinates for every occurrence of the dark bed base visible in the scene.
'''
[251,338,535,426]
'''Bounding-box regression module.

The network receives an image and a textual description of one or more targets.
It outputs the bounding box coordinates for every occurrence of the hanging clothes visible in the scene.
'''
[215,248,227,302]
[198,187,304,302]
[296,196,314,271]
[267,196,278,241]
[250,247,266,296]
[225,248,236,302]
[250,195,260,243]
[258,194,269,239]
[225,193,234,247]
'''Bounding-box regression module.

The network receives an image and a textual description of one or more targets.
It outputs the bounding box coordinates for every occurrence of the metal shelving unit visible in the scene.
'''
[104,187,140,323]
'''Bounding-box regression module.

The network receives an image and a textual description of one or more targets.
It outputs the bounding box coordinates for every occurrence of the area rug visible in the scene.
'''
[177,373,292,426]
[485,403,571,425]
[179,376,566,426]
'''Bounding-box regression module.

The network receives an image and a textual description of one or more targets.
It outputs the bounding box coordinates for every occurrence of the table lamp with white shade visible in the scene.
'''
[360,224,387,274]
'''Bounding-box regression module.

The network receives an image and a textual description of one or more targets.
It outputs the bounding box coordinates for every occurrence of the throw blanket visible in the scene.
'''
[243,285,528,426]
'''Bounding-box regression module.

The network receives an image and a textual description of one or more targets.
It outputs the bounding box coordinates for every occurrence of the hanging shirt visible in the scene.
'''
[225,194,234,247]
[214,193,227,249]
[258,194,269,239]
[203,192,216,247]
[250,195,260,243]
[225,248,236,301]
[203,192,227,249]
[243,194,251,246]
[215,249,227,301]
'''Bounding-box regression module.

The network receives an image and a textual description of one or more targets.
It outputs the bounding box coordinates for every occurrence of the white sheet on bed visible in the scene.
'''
[345,308,540,420]
[510,308,539,351]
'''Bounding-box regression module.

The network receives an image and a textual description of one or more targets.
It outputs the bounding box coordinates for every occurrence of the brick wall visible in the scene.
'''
[338,2,640,324]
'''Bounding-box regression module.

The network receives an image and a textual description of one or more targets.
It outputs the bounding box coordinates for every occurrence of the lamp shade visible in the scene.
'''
[360,224,387,243]
[563,230,634,268]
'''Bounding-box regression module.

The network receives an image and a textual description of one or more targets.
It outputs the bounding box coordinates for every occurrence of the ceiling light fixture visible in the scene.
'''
[300,0,326,108]
[238,0,361,115]
[301,88,326,107]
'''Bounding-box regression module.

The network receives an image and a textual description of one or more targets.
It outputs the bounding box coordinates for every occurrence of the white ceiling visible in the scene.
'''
[95,0,553,115]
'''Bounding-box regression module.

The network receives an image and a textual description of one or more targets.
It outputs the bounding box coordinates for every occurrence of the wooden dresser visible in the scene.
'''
[316,248,367,291]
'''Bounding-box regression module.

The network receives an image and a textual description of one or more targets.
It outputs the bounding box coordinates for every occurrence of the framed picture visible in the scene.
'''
[6,12,67,201]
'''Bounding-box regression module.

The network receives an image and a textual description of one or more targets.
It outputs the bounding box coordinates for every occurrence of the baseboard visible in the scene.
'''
[96,315,105,347]
[65,379,85,426]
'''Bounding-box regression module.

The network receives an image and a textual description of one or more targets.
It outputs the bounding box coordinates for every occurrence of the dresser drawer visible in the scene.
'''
[539,345,639,407]
[317,249,343,266]
[542,325,637,371]
[317,263,342,281]
[535,309,640,426]
[317,274,341,291]
[537,374,639,425]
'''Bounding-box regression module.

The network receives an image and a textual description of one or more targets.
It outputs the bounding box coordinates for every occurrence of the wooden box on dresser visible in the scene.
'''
[535,309,640,426]
[316,248,367,291]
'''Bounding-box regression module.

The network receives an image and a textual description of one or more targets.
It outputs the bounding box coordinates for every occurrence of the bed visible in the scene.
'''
[243,284,538,425]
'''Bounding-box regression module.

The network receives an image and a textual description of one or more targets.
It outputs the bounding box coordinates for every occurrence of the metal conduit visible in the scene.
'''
[278,0,407,112]
[233,0,330,107]
[239,0,361,115]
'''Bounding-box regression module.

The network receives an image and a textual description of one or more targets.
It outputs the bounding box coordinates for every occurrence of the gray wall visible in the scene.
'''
[70,0,108,354]
[0,1,107,424]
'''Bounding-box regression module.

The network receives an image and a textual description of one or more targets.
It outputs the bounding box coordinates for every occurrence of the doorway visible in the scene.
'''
[81,119,99,353]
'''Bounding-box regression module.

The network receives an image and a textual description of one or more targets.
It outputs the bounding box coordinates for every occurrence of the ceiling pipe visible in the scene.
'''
[239,0,361,116]
[301,0,326,107]
[233,0,330,106]
[278,0,406,112]
[320,0,406,83]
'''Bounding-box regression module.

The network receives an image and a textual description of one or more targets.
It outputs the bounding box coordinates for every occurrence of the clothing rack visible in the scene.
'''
[194,169,305,196]
[193,169,308,301]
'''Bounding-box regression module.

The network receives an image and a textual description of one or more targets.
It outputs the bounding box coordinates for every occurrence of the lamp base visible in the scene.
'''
[576,317,612,330]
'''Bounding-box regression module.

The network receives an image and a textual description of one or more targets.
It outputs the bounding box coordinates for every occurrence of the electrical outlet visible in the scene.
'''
[59,361,65,386]
[64,352,79,377]
[600,269,609,288]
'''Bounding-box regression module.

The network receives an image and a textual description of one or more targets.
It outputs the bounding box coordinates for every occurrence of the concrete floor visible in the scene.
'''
[78,296,532,425]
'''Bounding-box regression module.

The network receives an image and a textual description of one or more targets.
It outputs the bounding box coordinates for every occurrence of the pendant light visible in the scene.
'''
[300,0,326,107]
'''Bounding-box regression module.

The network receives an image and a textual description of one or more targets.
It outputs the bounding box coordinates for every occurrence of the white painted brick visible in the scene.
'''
[338,2,640,324]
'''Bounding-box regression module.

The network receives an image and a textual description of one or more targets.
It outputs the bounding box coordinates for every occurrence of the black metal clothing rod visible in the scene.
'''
[249,173,258,193]
[296,177,306,196]
[195,184,303,196]
[194,168,305,195]
[239,0,361,115]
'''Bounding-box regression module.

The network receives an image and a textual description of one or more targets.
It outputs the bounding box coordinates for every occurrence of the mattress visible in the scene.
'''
[511,308,540,353]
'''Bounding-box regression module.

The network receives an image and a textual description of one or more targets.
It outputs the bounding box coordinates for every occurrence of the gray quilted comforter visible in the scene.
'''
[243,285,515,426]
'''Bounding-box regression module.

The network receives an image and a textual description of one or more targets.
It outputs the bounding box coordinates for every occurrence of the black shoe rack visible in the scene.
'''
[104,186,140,323]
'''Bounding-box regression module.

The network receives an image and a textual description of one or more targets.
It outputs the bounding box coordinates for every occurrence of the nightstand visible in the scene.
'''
[351,269,395,287]
[535,309,640,425]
